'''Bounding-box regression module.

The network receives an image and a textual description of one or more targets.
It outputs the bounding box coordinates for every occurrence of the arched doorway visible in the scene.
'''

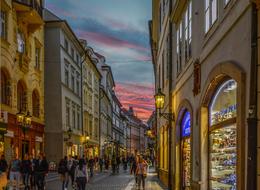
[208,79,237,189]
[180,110,191,190]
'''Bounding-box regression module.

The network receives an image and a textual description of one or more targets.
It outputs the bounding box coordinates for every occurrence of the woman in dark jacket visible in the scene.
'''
[21,154,32,190]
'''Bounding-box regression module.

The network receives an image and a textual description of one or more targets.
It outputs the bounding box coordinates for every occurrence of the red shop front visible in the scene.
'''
[3,113,44,161]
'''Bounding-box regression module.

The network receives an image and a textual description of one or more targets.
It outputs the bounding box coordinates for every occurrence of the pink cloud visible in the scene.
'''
[115,82,155,121]
[76,30,149,52]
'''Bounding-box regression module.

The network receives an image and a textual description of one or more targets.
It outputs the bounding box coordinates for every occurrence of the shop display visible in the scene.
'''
[209,124,236,190]
[181,111,191,189]
[182,138,191,189]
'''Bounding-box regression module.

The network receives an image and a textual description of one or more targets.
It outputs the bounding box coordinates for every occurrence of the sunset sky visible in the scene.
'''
[45,0,155,121]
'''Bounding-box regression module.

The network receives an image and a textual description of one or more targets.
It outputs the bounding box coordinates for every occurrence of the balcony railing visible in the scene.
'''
[13,0,43,16]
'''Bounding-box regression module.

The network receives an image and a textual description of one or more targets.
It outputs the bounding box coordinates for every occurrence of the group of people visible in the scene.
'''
[0,153,49,190]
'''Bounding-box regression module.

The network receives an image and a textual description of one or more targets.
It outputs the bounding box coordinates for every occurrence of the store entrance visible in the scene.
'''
[180,111,191,190]
[22,140,29,159]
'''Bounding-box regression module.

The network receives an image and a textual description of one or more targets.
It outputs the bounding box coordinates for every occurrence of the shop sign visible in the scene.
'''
[211,104,237,126]
[182,111,191,137]
[35,136,43,142]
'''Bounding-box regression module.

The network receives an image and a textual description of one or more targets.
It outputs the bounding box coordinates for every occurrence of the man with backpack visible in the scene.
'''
[34,153,48,190]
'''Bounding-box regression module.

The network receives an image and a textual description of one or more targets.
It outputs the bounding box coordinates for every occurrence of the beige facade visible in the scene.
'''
[82,46,101,158]
[152,0,254,189]
[0,0,45,161]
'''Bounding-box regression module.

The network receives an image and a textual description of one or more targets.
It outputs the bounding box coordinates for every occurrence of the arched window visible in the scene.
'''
[32,90,40,117]
[17,80,27,112]
[0,69,11,106]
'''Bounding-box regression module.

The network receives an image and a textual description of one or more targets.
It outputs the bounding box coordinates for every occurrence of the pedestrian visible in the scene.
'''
[130,154,138,184]
[0,155,8,190]
[111,155,116,174]
[9,153,21,190]
[88,156,94,177]
[21,154,32,190]
[136,156,148,190]
[99,157,103,172]
[116,156,121,173]
[30,154,36,189]
[34,153,49,190]
[122,156,127,171]
[58,156,69,190]
[105,157,109,171]
[74,159,88,190]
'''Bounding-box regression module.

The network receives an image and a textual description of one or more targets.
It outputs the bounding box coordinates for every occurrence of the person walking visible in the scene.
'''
[21,154,32,190]
[88,156,94,178]
[130,154,138,184]
[58,156,69,190]
[9,154,21,190]
[30,154,37,189]
[136,157,148,190]
[0,155,8,190]
[99,157,103,172]
[122,156,127,171]
[74,159,88,190]
[116,156,121,173]
[34,153,48,190]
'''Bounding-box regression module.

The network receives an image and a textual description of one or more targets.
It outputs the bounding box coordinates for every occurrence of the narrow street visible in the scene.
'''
[46,167,166,190]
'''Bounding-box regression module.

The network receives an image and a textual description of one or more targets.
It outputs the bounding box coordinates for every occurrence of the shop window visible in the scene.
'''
[209,79,237,190]
[0,11,7,40]
[0,69,11,106]
[17,80,27,112]
[181,111,191,189]
[32,90,40,118]
[205,0,218,33]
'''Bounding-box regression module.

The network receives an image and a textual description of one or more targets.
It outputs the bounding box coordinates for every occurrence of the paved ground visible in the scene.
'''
[45,167,167,190]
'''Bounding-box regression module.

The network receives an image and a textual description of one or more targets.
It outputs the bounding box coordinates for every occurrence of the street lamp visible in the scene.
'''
[16,110,32,136]
[154,88,175,120]
[154,88,174,190]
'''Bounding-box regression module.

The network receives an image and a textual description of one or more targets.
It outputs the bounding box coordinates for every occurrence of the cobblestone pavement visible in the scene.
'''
[45,167,167,190]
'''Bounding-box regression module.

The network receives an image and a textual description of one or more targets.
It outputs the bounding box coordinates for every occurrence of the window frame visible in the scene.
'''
[205,0,218,33]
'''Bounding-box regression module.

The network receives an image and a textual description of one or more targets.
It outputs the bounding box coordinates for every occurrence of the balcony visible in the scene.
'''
[13,0,43,32]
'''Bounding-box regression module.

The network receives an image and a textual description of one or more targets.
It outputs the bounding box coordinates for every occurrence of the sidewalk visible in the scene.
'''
[125,167,168,190]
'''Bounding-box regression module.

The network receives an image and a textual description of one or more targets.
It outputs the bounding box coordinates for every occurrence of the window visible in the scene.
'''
[65,99,70,128]
[17,81,27,112]
[77,107,80,130]
[76,80,80,95]
[71,67,75,91]
[17,31,25,53]
[76,54,79,64]
[176,22,182,74]
[0,69,11,106]
[224,0,231,6]
[162,51,164,89]
[71,47,74,60]
[72,104,76,128]
[64,39,68,52]
[205,0,218,33]
[89,117,93,136]
[65,68,69,86]
[35,48,40,70]
[184,1,192,62]
[0,11,7,39]
[32,90,40,117]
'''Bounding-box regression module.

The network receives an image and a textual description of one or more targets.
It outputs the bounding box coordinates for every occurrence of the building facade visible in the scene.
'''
[44,10,84,162]
[96,56,114,158]
[0,0,45,162]
[151,0,255,189]
[82,45,101,159]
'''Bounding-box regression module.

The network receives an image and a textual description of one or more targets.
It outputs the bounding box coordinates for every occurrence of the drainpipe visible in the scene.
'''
[247,2,258,190]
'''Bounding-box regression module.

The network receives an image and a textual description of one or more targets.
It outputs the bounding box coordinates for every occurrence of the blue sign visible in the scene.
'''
[182,111,191,137]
